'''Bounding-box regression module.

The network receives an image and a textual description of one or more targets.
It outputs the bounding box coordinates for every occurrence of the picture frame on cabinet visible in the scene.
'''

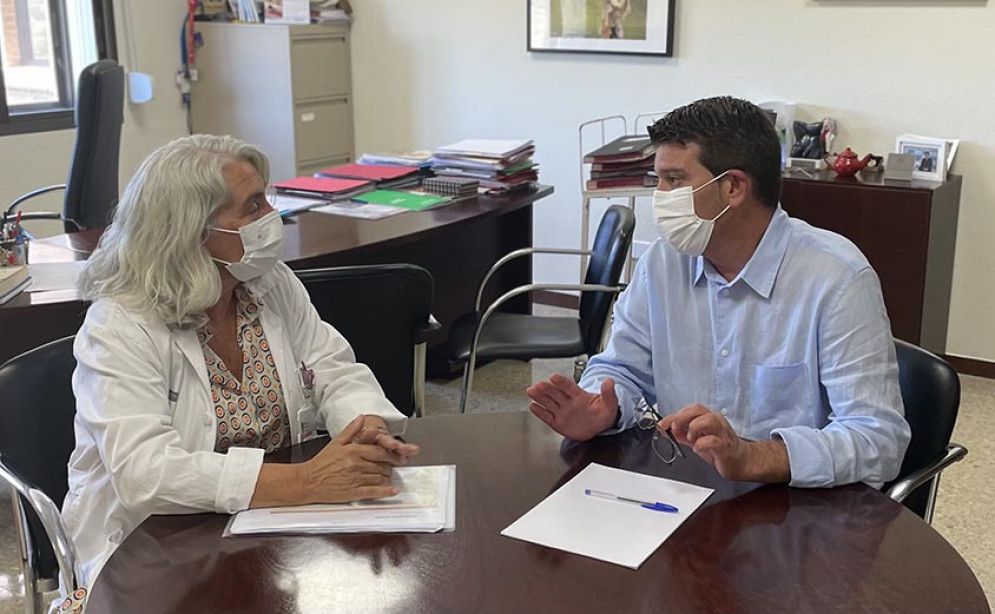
[895,135,949,182]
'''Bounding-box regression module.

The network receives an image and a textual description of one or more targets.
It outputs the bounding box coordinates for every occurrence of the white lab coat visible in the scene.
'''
[62,262,406,584]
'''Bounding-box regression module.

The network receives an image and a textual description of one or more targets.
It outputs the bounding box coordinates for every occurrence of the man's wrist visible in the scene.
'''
[741,439,791,483]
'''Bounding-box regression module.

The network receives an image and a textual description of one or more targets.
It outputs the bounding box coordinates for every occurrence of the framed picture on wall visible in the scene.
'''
[528,0,676,57]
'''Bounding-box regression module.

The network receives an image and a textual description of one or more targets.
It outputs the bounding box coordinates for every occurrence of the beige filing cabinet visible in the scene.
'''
[191,22,354,182]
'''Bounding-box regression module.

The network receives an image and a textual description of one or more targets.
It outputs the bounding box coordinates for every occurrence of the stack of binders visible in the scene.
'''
[584,135,656,191]
[431,139,538,194]
[315,163,422,190]
[272,176,373,200]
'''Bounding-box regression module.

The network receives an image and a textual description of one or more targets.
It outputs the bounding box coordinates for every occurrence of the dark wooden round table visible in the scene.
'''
[85,412,990,614]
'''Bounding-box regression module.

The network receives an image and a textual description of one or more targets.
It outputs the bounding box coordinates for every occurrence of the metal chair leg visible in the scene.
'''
[11,493,43,614]
[924,474,941,525]
[412,343,427,418]
[458,360,475,415]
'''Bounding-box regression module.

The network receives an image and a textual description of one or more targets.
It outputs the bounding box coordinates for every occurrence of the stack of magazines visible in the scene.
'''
[431,139,538,194]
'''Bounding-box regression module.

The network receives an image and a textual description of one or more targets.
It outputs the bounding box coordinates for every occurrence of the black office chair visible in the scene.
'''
[885,339,968,523]
[447,204,635,414]
[0,336,86,614]
[1,59,124,234]
[296,264,438,417]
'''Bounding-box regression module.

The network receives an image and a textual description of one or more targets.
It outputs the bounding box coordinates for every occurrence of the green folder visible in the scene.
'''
[353,190,450,211]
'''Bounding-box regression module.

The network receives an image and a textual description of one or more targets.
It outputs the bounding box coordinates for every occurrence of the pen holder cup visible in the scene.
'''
[0,238,28,266]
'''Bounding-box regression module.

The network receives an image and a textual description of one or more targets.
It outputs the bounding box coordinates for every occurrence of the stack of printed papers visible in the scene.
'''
[357,150,433,168]
[431,139,538,193]
[225,465,456,536]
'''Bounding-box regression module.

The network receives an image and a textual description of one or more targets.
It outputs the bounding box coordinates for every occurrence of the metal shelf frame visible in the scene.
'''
[578,112,667,282]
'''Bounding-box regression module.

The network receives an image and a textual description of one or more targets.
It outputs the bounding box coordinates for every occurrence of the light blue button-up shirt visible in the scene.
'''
[581,207,911,488]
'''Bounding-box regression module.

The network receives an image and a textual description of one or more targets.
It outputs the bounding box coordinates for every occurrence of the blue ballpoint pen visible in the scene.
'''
[584,489,679,513]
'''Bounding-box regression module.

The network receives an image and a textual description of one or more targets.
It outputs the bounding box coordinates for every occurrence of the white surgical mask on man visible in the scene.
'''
[209,210,284,282]
[653,169,732,256]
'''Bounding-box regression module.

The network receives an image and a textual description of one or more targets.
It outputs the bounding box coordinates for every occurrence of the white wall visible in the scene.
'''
[350,0,995,363]
[0,0,188,236]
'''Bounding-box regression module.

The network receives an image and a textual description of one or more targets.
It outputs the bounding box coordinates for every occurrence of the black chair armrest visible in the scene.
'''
[413,314,442,344]
[9,212,68,241]
[3,184,66,223]
[886,443,968,504]
[474,248,593,310]
[16,212,64,222]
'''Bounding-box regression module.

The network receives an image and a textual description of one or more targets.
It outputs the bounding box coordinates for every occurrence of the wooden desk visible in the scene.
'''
[0,186,553,372]
[85,412,989,614]
[781,171,961,354]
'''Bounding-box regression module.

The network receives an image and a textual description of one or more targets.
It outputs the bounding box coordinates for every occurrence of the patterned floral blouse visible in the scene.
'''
[198,285,292,453]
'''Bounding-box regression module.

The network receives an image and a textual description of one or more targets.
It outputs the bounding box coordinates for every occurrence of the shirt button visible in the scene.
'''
[721,289,730,297]
[720,408,728,415]
[720,349,730,357]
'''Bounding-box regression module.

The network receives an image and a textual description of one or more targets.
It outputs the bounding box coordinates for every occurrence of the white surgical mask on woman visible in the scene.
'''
[209,210,284,282]
[653,170,732,256]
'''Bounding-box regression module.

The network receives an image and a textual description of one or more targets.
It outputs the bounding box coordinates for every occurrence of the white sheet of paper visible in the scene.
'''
[267,193,326,215]
[26,261,86,293]
[311,201,408,220]
[501,463,713,569]
[227,465,456,536]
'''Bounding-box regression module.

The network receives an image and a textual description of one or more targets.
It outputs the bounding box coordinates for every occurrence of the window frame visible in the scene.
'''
[0,0,118,137]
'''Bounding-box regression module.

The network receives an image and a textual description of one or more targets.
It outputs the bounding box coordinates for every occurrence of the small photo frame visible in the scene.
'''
[528,0,676,57]
[895,136,947,182]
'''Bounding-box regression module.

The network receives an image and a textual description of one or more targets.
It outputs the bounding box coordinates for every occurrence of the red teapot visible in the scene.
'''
[825,147,873,178]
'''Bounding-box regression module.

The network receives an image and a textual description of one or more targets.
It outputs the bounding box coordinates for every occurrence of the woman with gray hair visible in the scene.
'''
[64,134,418,583]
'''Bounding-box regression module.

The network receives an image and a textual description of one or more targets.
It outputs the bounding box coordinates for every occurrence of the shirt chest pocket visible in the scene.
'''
[748,363,811,434]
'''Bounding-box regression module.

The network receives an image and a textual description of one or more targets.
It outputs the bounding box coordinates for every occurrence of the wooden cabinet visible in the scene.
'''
[191,23,354,182]
[780,171,961,354]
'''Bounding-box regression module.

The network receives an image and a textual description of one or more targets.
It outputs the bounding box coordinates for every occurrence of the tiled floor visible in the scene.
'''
[1,306,992,613]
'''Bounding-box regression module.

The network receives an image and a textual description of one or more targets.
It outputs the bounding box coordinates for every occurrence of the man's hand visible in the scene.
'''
[526,374,619,441]
[659,404,790,483]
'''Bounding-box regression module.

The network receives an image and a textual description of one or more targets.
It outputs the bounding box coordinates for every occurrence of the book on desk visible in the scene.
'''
[0,266,30,305]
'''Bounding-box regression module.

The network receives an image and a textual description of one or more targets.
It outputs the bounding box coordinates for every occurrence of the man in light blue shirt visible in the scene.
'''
[527,97,910,488]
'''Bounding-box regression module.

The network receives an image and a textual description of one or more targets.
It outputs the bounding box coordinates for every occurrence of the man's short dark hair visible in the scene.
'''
[648,96,782,208]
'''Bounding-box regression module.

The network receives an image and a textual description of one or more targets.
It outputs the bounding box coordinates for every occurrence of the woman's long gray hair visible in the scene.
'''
[79,134,270,327]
